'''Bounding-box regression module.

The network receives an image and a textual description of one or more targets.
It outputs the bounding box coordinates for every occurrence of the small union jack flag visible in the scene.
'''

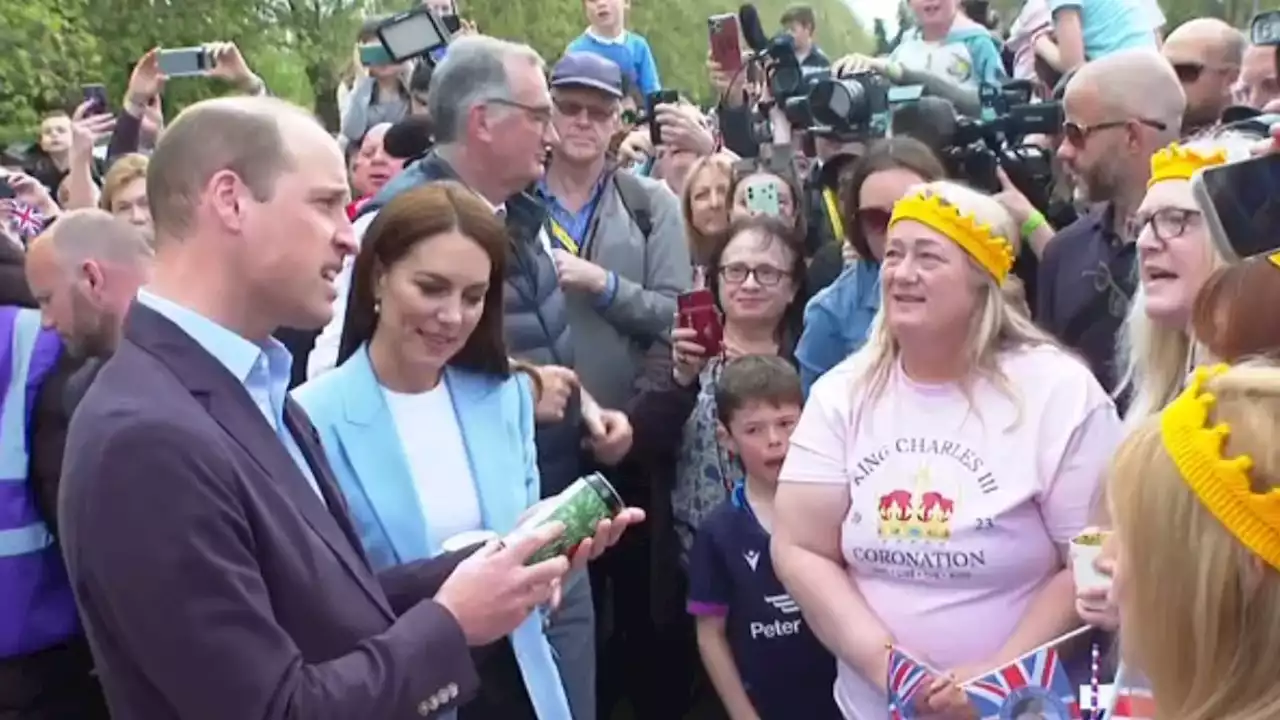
[964,646,1081,720]
[1,199,46,242]
[886,646,932,719]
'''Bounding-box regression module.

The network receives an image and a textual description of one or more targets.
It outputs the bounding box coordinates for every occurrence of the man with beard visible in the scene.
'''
[25,209,153,405]
[0,210,146,719]
[1034,50,1183,398]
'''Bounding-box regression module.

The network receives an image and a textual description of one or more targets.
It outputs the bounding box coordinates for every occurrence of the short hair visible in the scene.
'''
[427,35,543,144]
[715,355,803,427]
[146,96,315,238]
[780,4,817,30]
[338,180,510,377]
[100,153,149,212]
[41,208,153,268]
[1071,50,1185,143]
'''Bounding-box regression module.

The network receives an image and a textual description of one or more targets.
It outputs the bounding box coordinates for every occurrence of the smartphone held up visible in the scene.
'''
[1191,152,1280,262]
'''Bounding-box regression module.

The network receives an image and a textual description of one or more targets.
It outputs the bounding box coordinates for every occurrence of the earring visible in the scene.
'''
[374,299,381,314]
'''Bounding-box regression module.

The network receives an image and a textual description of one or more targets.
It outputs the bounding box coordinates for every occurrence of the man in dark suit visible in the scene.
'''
[59,95,642,719]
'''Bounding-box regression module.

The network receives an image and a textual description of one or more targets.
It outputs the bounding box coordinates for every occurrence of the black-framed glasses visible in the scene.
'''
[1127,207,1203,242]
[718,263,790,286]
[486,98,553,126]
[1062,118,1168,147]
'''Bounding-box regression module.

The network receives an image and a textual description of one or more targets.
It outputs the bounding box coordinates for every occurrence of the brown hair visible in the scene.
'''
[100,153,149,212]
[147,97,306,238]
[337,181,511,378]
[780,4,817,30]
[1192,257,1280,363]
[706,215,809,356]
[841,137,946,260]
[715,354,803,427]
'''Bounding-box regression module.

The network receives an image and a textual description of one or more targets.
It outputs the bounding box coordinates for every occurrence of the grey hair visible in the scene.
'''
[427,35,544,145]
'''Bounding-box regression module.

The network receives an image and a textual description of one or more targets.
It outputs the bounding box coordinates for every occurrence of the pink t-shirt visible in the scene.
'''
[780,344,1121,719]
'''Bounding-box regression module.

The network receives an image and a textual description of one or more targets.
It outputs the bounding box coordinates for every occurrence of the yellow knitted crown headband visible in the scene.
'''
[1148,143,1228,188]
[1160,364,1280,571]
[888,191,1015,284]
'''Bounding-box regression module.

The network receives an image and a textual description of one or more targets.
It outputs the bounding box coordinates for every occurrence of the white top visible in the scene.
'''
[382,380,484,554]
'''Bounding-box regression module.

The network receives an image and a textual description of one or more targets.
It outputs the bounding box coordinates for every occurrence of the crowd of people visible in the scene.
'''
[2,0,1280,718]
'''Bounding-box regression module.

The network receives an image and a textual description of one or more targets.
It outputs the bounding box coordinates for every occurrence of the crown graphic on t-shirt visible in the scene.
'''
[876,467,956,541]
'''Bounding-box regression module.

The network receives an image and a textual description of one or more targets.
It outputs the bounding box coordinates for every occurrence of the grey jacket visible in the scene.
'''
[560,172,690,410]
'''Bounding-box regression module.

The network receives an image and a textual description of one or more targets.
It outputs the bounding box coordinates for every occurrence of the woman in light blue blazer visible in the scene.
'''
[295,182,570,720]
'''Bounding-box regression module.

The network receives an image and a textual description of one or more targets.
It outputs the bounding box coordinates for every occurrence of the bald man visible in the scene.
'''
[25,209,152,359]
[56,95,632,719]
[1040,50,1184,395]
[1163,18,1246,133]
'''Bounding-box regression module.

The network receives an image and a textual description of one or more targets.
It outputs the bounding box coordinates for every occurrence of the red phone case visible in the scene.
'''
[708,14,743,74]
[677,289,723,355]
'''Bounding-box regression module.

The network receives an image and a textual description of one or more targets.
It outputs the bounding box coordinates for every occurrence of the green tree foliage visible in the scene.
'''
[0,0,103,146]
[1,0,873,145]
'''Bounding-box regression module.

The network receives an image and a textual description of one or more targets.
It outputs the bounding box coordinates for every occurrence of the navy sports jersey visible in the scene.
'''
[687,487,841,719]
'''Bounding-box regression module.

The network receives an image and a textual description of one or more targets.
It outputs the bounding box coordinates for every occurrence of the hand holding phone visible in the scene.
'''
[157,47,215,78]
[708,14,744,74]
[676,288,724,357]
[81,84,108,115]
[646,89,680,147]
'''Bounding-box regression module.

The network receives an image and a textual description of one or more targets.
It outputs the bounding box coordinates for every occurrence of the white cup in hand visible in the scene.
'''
[1069,528,1112,592]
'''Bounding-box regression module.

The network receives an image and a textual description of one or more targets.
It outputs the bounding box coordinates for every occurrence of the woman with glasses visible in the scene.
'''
[626,216,807,570]
[796,138,946,395]
[773,181,1119,719]
[1072,136,1254,644]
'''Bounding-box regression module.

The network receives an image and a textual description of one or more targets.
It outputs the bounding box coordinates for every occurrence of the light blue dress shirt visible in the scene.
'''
[136,289,323,500]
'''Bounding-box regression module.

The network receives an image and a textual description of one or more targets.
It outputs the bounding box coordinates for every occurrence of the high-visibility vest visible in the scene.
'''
[0,306,77,659]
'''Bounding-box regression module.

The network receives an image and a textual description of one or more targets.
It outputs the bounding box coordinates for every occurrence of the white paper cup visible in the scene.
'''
[1070,529,1113,592]
[441,529,499,554]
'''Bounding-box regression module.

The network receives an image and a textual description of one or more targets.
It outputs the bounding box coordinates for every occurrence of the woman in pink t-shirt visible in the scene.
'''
[772,181,1122,719]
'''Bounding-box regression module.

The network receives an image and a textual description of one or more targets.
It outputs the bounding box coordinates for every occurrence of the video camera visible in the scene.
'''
[933,80,1062,211]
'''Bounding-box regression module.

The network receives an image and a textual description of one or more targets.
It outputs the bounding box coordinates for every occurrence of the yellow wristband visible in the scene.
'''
[1020,211,1047,238]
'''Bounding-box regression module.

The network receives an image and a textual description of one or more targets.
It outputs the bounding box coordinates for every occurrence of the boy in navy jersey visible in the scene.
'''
[687,356,841,719]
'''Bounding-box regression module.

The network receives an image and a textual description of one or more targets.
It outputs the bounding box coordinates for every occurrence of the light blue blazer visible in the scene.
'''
[294,346,572,720]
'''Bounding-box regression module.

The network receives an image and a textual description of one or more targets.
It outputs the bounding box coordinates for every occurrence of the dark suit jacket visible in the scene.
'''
[59,303,480,719]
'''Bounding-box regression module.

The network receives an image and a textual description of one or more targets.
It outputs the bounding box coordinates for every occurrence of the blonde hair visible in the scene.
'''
[849,181,1058,425]
[1117,134,1257,426]
[1111,361,1280,720]
[99,153,149,212]
[680,152,734,265]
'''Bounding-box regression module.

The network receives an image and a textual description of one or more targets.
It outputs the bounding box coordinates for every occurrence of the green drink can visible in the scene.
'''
[515,472,624,565]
